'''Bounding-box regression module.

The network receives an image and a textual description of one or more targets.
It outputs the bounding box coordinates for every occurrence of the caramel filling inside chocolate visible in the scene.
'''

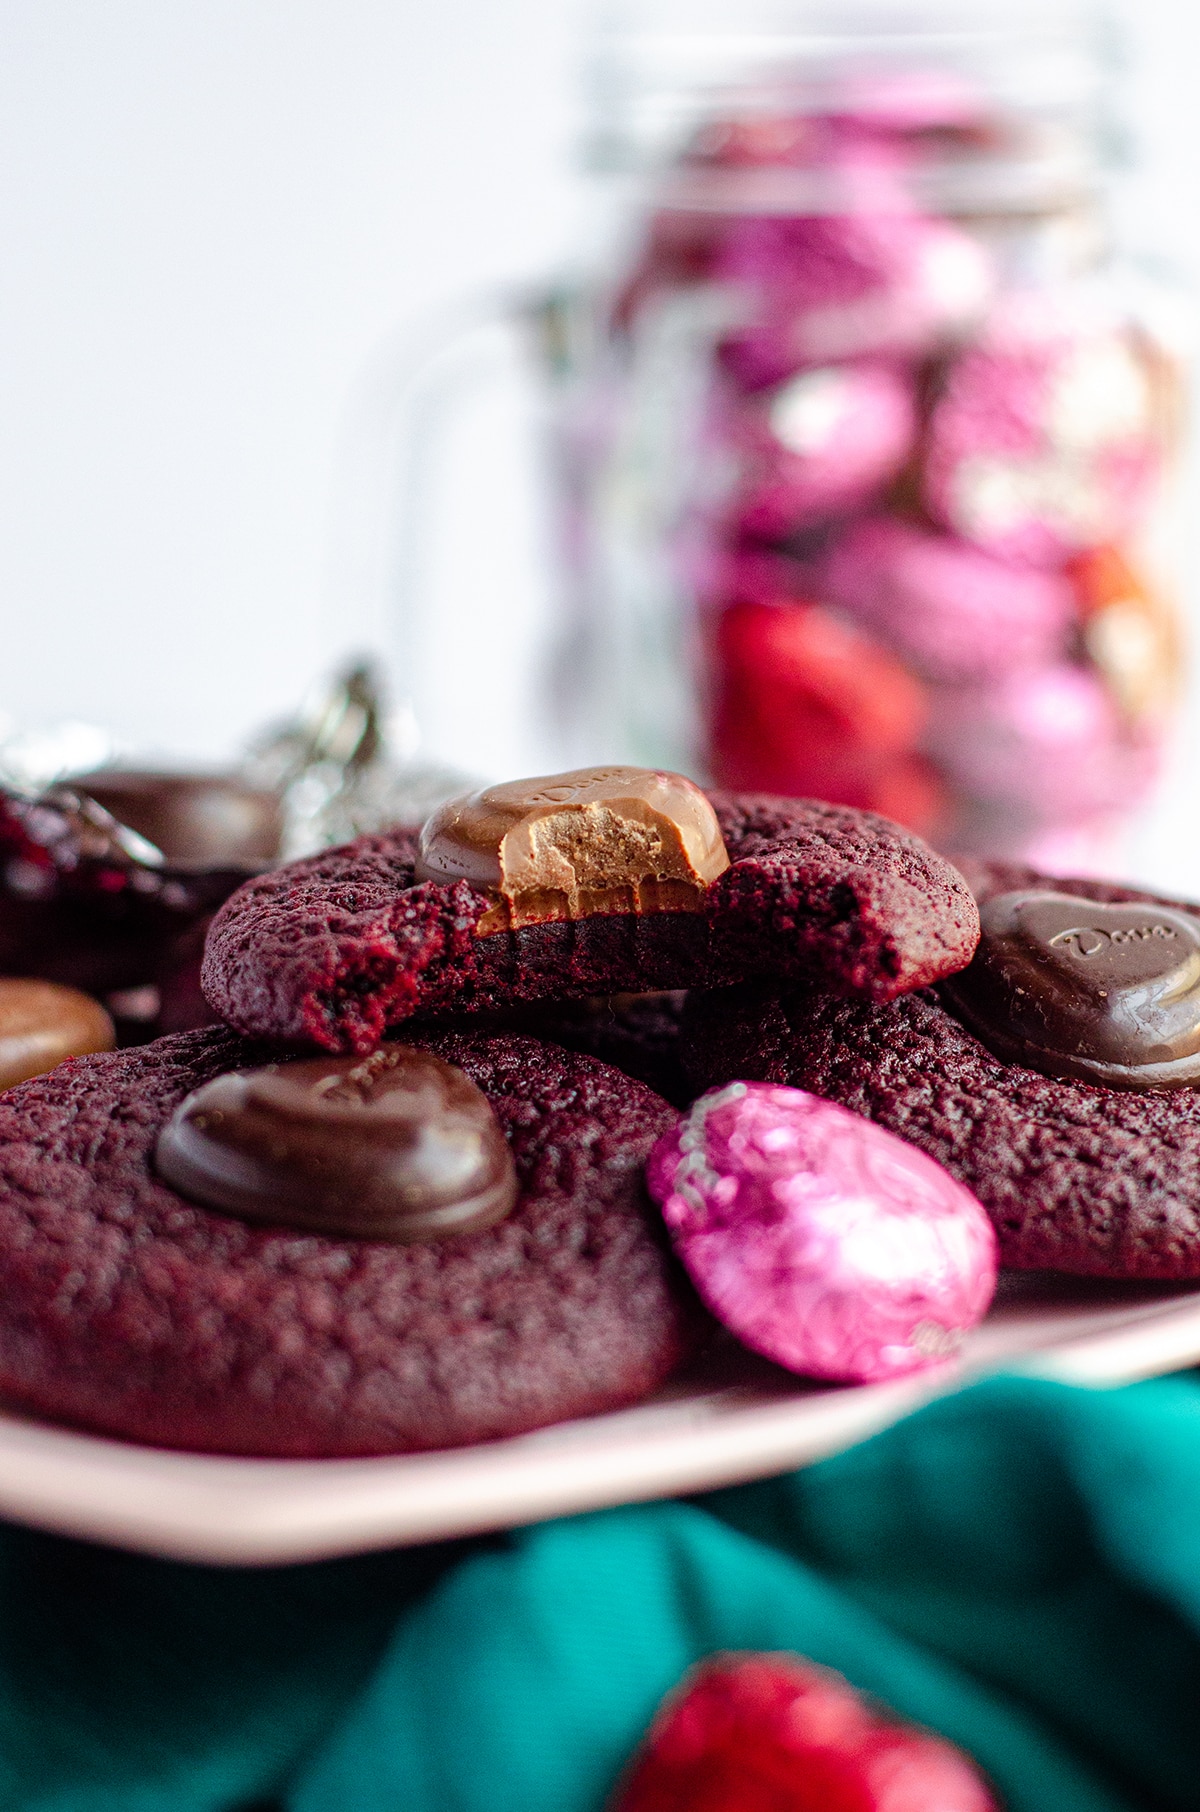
[414,765,729,933]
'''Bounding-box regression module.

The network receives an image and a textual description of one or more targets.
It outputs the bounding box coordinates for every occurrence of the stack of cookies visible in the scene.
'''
[0,765,1192,1459]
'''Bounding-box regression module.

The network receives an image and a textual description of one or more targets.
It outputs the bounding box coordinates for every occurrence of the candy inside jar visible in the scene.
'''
[563,2,1187,867]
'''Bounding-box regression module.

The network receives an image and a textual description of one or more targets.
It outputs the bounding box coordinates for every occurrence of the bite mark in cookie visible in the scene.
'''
[201,776,979,1051]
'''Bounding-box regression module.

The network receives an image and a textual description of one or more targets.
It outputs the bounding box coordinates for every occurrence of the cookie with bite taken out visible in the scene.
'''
[200,767,980,1052]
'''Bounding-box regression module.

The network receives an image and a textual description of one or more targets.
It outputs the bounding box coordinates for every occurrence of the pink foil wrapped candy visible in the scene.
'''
[646,1082,997,1383]
[733,362,917,538]
[693,543,814,612]
[924,661,1157,826]
[716,211,992,387]
[923,299,1163,567]
[820,515,1074,683]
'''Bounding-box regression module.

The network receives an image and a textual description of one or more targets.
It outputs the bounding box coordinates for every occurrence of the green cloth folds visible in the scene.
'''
[0,1373,1198,1810]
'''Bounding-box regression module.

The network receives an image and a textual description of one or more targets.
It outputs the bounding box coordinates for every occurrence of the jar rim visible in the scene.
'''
[582,0,1119,214]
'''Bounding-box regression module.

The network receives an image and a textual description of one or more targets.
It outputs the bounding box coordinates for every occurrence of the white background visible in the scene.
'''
[2,0,1199,883]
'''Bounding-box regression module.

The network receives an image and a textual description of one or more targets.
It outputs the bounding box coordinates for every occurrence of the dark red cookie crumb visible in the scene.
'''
[706,792,976,1002]
[200,794,978,1052]
[613,1653,996,1812]
[0,1028,699,1457]
[682,866,1200,1278]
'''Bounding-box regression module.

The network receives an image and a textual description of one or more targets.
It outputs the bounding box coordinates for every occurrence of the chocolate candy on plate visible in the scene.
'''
[74,769,283,868]
[942,890,1200,1090]
[0,785,255,998]
[415,766,729,927]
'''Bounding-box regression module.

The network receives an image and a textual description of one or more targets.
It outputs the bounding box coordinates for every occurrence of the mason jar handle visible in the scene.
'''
[321,285,580,764]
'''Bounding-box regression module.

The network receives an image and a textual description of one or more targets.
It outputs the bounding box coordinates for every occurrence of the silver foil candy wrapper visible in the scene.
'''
[0,663,472,868]
[242,663,473,859]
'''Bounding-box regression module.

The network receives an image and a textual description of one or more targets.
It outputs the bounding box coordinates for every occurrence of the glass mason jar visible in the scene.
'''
[546,0,1188,870]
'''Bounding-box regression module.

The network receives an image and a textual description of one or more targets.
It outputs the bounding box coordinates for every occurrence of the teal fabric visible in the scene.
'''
[1,1373,1199,1810]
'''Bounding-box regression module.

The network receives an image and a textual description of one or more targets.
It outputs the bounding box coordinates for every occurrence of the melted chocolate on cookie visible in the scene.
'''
[415,766,730,932]
[941,890,1200,1089]
[156,1044,518,1239]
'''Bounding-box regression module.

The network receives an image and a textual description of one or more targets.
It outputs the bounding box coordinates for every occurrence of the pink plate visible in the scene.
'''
[0,1271,1196,1563]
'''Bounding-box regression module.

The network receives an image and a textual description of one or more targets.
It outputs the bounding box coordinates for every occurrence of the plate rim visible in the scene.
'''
[0,1275,1195,1565]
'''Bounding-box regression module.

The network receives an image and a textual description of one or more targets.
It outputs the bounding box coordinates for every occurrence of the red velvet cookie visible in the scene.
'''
[0,1027,698,1456]
[200,778,979,1052]
[681,866,1200,1278]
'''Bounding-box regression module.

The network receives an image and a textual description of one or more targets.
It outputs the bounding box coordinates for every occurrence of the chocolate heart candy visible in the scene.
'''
[941,890,1200,1089]
[156,1045,519,1240]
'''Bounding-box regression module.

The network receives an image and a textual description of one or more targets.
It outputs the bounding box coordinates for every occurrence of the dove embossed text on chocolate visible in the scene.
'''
[942,890,1200,1088]
[414,765,730,932]
[156,1045,519,1240]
